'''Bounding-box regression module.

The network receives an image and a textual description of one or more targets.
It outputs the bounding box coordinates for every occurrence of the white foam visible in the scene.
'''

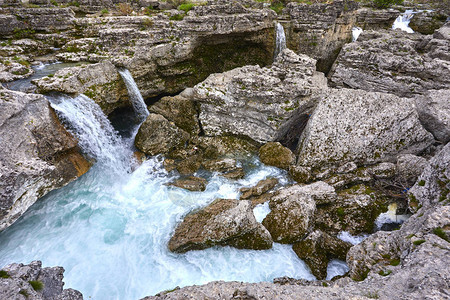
[253,202,271,223]
[352,27,363,42]
[337,231,368,245]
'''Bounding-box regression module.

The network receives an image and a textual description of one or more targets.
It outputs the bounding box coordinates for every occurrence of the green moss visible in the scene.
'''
[322,282,328,287]
[270,2,284,14]
[19,290,29,297]
[413,239,426,246]
[29,280,44,291]
[390,259,400,266]
[170,14,185,21]
[0,270,10,278]
[433,228,449,242]
[178,3,194,12]
[418,180,425,186]
[378,269,392,276]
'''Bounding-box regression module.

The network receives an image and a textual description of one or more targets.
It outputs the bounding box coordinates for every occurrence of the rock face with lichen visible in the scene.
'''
[296,88,435,171]
[168,198,273,253]
[0,260,83,300]
[190,49,326,144]
[0,89,90,231]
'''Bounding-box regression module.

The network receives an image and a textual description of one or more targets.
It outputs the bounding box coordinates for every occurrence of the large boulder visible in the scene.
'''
[329,28,450,97]
[296,88,435,171]
[0,261,83,300]
[258,142,295,170]
[292,230,352,280]
[261,183,335,243]
[168,199,272,253]
[414,89,450,143]
[0,89,90,231]
[135,113,190,156]
[190,49,327,145]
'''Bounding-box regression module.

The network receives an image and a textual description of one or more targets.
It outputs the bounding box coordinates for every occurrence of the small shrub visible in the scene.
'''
[50,0,58,6]
[117,3,133,16]
[19,290,29,297]
[68,1,80,7]
[433,227,449,242]
[390,258,400,266]
[413,239,426,246]
[418,180,425,186]
[169,14,185,21]
[29,280,44,291]
[270,1,284,14]
[0,270,10,278]
[373,0,404,9]
[100,8,109,15]
[178,3,194,12]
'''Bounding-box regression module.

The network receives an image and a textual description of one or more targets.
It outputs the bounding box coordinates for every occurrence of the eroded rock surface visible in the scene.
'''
[0,89,90,231]
[259,142,295,170]
[168,199,272,253]
[0,261,83,300]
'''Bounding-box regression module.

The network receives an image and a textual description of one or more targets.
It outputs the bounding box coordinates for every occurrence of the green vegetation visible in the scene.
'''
[373,0,403,9]
[378,269,392,276]
[178,3,195,12]
[433,228,449,242]
[418,180,425,186]
[29,280,44,291]
[0,270,10,278]
[365,291,380,299]
[19,290,29,297]
[169,14,185,21]
[100,8,109,15]
[390,258,400,266]
[413,239,426,246]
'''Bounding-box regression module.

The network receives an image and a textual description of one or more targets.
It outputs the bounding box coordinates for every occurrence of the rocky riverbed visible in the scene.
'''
[0,0,449,299]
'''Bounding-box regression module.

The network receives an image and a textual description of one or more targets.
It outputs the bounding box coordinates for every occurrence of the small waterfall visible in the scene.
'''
[392,10,415,33]
[274,22,286,59]
[49,94,131,171]
[352,27,363,42]
[118,69,150,122]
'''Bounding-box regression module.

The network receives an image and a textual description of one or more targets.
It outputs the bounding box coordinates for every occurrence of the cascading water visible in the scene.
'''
[392,10,415,33]
[352,27,363,42]
[118,68,150,122]
[0,90,326,298]
[274,22,287,59]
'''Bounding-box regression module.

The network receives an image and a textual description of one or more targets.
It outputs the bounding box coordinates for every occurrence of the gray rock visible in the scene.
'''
[0,261,83,300]
[168,199,273,253]
[396,154,428,185]
[0,89,90,231]
[415,89,450,143]
[135,113,190,156]
[168,176,207,192]
[202,158,238,173]
[258,142,295,170]
[240,178,278,200]
[296,88,435,170]
[191,49,327,144]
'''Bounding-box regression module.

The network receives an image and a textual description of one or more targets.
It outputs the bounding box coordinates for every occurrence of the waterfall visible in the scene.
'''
[352,27,363,42]
[392,10,415,33]
[118,68,150,122]
[274,22,286,59]
[48,94,131,172]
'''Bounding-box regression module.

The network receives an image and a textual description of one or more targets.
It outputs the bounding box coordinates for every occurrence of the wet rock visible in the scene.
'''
[175,155,203,175]
[35,61,128,114]
[196,136,259,159]
[259,142,295,170]
[202,158,238,173]
[329,29,450,97]
[292,230,352,280]
[296,88,435,170]
[240,178,278,200]
[135,113,189,156]
[415,89,450,143]
[314,184,388,235]
[191,49,326,144]
[221,168,245,180]
[168,199,272,253]
[262,184,327,243]
[168,176,207,192]
[0,89,90,231]
[149,94,200,136]
[0,260,83,300]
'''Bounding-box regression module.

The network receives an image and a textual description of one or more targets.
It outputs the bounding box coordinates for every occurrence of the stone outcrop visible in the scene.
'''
[240,178,278,201]
[292,230,352,280]
[168,176,207,192]
[258,142,295,169]
[296,88,435,171]
[190,49,326,144]
[135,113,190,156]
[35,61,128,114]
[0,261,83,300]
[168,198,272,253]
[0,89,90,231]
[329,27,450,97]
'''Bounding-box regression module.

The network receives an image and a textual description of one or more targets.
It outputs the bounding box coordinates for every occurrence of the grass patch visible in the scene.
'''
[390,258,400,266]
[418,180,425,186]
[413,239,426,246]
[169,14,185,21]
[433,228,449,242]
[29,280,44,291]
[0,270,10,278]
[178,3,194,12]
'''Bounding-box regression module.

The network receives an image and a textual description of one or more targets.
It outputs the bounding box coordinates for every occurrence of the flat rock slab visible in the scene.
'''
[168,176,207,192]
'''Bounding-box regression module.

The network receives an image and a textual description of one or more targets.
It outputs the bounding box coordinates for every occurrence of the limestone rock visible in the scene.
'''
[35,61,128,114]
[396,154,428,186]
[262,184,324,243]
[409,10,447,35]
[415,89,450,143]
[168,199,273,253]
[259,142,295,170]
[292,230,352,280]
[296,88,435,170]
[0,89,90,231]
[329,29,450,97]
[0,261,83,300]
[168,176,207,192]
[202,158,238,173]
[191,49,327,144]
[135,113,189,156]
[240,178,278,200]
[149,94,200,136]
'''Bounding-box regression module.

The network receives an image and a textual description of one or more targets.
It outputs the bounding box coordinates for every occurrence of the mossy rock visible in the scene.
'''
[259,142,296,170]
